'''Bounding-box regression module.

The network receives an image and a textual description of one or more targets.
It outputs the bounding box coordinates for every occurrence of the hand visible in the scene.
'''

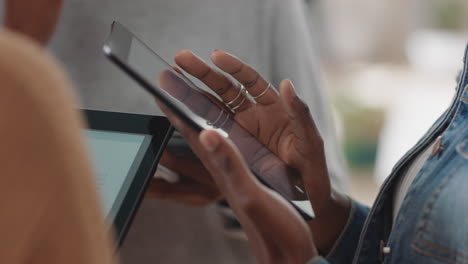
[149,50,350,253]
[168,50,332,208]
[166,110,318,263]
[146,151,221,206]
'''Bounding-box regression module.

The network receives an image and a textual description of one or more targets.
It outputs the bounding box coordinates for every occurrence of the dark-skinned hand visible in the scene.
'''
[147,50,350,253]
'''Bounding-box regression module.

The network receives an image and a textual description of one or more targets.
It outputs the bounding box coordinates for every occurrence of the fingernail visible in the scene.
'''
[200,132,219,152]
[288,80,297,98]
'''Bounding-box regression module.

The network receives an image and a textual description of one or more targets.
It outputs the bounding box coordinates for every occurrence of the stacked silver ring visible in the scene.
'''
[252,83,272,99]
[225,84,249,113]
[206,109,230,129]
[223,82,273,114]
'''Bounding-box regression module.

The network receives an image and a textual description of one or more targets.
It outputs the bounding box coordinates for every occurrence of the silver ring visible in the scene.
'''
[230,94,247,113]
[252,83,272,100]
[225,84,247,106]
[216,111,231,128]
[207,108,224,127]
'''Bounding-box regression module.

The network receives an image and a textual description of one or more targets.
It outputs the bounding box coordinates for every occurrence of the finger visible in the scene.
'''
[158,102,200,146]
[198,131,290,220]
[174,50,253,112]
[279,80,332,206]
[171,65,228,109]
[157,69,229,126]
[158,105,229,173]
[211,50,278,105]
[171,65,184,75]
[171,65,226,108]
[198,130,315,260]
[146,178,221,206]
[279,79,323,159]
[198,130,260,197]
[159,151,215,185]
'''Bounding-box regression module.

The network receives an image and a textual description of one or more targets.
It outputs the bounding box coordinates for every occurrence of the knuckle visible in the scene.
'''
[237,195,259,214]
[245,73,260,88]
[233,185,264,215]
[316,134,324,146]
[297,102,311,117]
[212,148,232,173]
[307,136,325,157]
[199,67,211,80]
[315,134,325,150]
[218,81,234,96]
[228,62,244,75]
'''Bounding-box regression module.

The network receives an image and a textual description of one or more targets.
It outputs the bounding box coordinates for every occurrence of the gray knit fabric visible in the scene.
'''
[48,0,348,189]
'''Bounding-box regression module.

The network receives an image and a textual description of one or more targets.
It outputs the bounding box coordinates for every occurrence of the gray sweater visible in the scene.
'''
[24,0,348,262]
[49,0,348,191]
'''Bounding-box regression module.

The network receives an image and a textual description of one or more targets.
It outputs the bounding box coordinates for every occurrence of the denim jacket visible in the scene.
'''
[310,45,468,264]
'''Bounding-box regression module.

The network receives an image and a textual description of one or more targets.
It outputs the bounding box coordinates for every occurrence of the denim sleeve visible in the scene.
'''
[324,199,370,264]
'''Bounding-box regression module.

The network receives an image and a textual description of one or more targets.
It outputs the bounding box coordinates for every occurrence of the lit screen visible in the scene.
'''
[85,129,151,220]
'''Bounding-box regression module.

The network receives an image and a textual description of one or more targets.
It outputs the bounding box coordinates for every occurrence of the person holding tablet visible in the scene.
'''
[0,4,318,263]
[5,1,467,264]
[1,0,336,262]
[31,0,349,261]
[0,18,315,264]
[0,24,326,264]
[5,1,348,259]
[152,48,468,264]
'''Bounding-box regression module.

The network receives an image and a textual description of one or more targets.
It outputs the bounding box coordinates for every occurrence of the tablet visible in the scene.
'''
[83,109,173,245]
[102,21,315,220]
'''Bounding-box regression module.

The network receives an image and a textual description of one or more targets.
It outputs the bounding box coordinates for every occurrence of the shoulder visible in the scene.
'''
[0,29,72,103]
[0,29,75,117]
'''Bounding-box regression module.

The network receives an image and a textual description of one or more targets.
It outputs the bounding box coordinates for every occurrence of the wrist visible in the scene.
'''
[308,190,351,255]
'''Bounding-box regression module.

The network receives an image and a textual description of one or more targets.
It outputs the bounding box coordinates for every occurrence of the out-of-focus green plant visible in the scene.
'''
[334,96,384,170]
[433,0,465,30]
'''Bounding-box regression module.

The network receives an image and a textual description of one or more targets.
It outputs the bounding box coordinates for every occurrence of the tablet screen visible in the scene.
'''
[86,129,152,221]
[83,109,172,244]
[104,21,314,219]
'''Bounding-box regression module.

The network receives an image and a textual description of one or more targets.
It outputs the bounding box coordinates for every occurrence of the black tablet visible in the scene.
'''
[83,109,173,245]
[102,21,315,220]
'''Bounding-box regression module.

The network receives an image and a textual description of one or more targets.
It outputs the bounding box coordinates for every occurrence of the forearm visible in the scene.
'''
[4,0,63,45]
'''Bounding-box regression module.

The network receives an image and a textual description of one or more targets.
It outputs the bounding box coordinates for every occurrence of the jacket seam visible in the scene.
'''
[418,239,468,261]
[412,242,466,264]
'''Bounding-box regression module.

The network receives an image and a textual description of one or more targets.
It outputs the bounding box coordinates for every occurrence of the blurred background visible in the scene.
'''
[308,0,468,205]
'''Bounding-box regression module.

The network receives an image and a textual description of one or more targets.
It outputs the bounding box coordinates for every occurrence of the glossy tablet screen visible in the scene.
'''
[86,130,151,221]
[103,22,315,219]
[83,109,172,244]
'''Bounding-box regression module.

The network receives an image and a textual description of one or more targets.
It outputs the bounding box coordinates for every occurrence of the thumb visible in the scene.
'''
[279,80,331,213]
[198,130,260,198]
[198,130,317,263]
[279,79,325,165]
